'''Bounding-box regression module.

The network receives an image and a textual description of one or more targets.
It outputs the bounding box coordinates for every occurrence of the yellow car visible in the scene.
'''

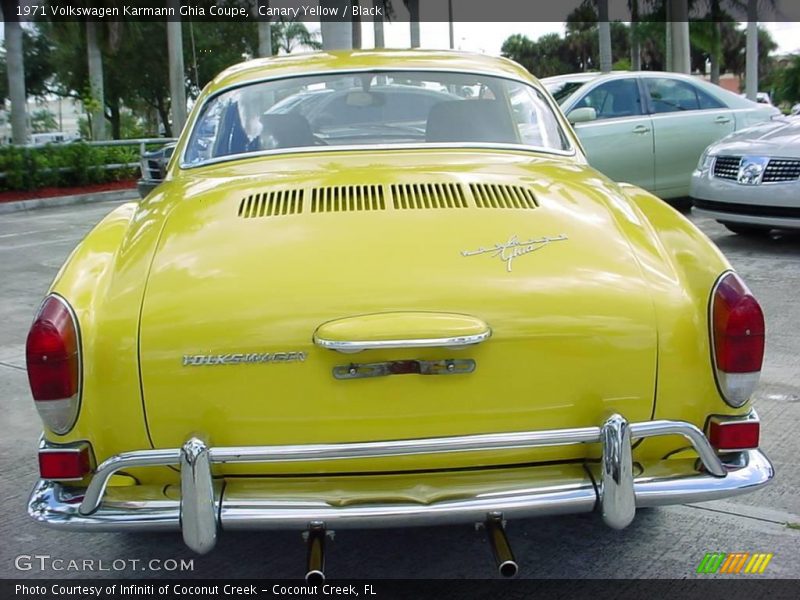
[27,50,772,579]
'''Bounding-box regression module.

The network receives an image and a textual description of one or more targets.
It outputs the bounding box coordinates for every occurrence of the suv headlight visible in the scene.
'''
[697,149,715,172]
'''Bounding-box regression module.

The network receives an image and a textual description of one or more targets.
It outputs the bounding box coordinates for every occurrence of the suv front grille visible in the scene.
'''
[762,159,800,183]
[713,156,740,180]
[713,155,800,184]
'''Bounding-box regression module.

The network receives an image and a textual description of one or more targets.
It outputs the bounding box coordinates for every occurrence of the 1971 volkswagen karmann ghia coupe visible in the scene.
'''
[27,51,772,579]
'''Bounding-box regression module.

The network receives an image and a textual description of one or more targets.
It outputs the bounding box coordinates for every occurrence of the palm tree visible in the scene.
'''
[448,0,454,49]
[405,0,420,48]
[85,21,107,140]
[692,0,731,84]
[597,0,612,72]
[745,0,758,100]
[629,0,641,70]
[2,4,27,144]
[320,0,353,50]
[774,54,800,105]
[668,0,690,74]
[373,0,386,48]
[352,1,362,49]
[272,20,322,54]
[167,0,187,134]
[257,0,273,58]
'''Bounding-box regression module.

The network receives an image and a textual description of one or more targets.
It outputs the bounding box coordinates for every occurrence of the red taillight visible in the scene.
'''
[711,273,765,407]
[26,295,81,433]
[39,445,91,480]
[708,419,760,451]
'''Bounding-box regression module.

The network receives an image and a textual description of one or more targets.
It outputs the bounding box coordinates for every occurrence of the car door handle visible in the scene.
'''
[632,125,650,134]
[715,116,732,124]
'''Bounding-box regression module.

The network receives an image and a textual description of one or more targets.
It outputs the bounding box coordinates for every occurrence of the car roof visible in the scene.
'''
[542,70,715,84]
[209,50,536,93]
[541,70,762,110]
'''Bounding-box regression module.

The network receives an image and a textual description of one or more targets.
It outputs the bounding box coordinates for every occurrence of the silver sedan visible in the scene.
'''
[690,117,800,235]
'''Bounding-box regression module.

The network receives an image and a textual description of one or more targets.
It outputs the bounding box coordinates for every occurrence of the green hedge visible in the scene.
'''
[0,143,140,192]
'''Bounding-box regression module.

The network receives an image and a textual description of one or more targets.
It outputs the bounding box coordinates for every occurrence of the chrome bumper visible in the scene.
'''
[28,414,774,554]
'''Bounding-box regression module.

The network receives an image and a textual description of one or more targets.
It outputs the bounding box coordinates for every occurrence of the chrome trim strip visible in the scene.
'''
[314,330,491,353]
[600,414,635,529]
[28,449,773,533]
[37,437,90,455]
[206,427,601,466]
[181,143,576,171]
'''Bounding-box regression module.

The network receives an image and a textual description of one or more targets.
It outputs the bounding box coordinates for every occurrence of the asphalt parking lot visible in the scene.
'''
[0,199,798,580]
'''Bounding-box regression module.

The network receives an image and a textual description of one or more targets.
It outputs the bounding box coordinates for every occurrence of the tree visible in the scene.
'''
[629,0,641,70]
[30,108,57,133]
[272,20,322,54]
[3,5,28,144]
[85,21,107,140]
[597,0,612,72]
[668,0,691,74]
[405,0,420,48]
[564,4,631,73]
[352,1,362,49]
[566,3,600,71]
[320,0,353,50]
[0,28,54,101]
[501,34,572,78]
[40,20,172,138]
[772,54,800,106]
[690,3,727,83]
[167,0,187,135]
[745,0,757,99]
[373,0,386,47]
[256,0,272,58]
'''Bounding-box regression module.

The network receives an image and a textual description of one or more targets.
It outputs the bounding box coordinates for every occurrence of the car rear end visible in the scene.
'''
[26,52,774,578]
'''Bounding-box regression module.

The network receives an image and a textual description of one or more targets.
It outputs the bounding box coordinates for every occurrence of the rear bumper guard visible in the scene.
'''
[27,414,774,554]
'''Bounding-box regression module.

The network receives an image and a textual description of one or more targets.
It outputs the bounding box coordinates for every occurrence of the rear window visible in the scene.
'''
[183,70,571,166]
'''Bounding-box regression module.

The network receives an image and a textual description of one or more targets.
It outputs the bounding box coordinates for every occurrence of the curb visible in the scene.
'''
[0,188,139,215]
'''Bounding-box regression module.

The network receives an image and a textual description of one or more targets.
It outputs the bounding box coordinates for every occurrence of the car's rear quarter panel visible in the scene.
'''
[611,183,753,461]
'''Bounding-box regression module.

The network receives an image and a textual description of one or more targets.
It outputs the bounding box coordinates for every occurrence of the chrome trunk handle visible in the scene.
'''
[314,330,491,353]
[313,312,491,353]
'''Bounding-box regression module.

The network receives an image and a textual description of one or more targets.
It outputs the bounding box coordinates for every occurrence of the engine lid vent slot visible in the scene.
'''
[470,184,537,209]
[391,183,467,210]
[310,185,385,213]
[238,190,304,218]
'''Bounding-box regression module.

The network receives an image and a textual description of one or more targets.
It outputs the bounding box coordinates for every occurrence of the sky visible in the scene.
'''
[309,21,800,57]
[2,18,798,57]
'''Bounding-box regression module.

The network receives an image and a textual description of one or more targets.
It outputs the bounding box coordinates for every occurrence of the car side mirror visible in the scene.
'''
[567,107,597,124]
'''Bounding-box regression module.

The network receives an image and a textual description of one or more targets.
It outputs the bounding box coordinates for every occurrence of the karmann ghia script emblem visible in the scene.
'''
[461,234,568,272]
[183,352,306,366]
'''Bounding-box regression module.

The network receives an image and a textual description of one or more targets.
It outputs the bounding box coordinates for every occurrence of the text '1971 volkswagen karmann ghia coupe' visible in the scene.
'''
[26,50,772,580]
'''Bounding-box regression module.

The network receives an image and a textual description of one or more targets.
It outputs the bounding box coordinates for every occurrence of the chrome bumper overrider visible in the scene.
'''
[27,414,774,554]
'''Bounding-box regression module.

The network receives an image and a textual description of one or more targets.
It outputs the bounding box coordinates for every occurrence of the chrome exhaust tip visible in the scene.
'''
[305,522,326,583]
[305,569,325,584]
[497,559,519,578]
[485,512,518,578]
